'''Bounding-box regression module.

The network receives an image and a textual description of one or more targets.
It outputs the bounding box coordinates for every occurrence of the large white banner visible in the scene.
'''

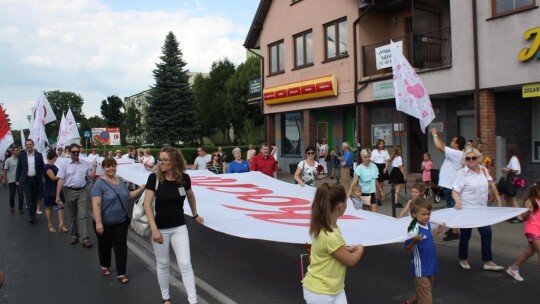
[114,165,526,246]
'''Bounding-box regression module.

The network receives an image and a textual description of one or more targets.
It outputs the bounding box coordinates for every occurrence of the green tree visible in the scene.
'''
[192,73,211,143]
[101,95,125,145]
[225,56,262,141]
[206,59,235,143]
[86,115,107,128]
[146,31,198,145]
[123,105,142,143]
[44,90,86,138]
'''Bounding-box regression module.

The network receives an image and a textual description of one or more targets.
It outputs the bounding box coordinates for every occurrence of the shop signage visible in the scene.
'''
[375,40,402,70]
[518,26,540,62]
[249,78,261,96]
[372,79,395,100]
[92,127,121,146]
[263,75,337,105]
[523,83,540,98]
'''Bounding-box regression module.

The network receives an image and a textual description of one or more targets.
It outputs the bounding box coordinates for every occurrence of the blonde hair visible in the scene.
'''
[309,183,346,237]
[462,147,482,164]
[360,148,371,159]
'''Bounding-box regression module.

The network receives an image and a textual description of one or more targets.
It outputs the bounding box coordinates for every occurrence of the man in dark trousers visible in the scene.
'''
[16,139,45,224]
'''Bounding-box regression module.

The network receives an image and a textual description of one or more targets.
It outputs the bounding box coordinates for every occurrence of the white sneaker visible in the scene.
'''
[506,267,524,282]
[36,210,43,215]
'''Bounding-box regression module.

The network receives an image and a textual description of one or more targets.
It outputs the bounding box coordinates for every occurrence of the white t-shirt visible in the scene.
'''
[87,153,99,161]
[318,144,328,158]
[194,154,212,170]
[439,147,464,189]
[391,156,403,168]
[297,160,319,187]
[452,165,492,207]
[371,149,390,164]
[507,156,521,175]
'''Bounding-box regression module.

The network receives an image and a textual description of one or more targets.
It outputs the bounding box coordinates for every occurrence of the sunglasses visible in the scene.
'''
[306,151,315,155]
[71,150,80,154]
[465,156,478,161]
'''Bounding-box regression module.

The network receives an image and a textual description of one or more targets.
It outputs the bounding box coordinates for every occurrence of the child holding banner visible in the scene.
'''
[403,198,445,304]
[303,183,364,304]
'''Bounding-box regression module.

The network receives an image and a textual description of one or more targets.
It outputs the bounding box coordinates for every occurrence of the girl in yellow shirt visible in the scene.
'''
[303,183,364,303]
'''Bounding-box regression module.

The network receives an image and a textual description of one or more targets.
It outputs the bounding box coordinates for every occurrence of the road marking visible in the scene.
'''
[128,233,238,304]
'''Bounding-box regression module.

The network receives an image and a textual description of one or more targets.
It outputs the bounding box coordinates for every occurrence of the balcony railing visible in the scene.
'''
[362,27,452,77]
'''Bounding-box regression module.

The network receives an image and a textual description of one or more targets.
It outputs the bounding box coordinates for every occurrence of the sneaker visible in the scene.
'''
[82,240,93,249]
[506,267,524,281]
[443,233,460,241]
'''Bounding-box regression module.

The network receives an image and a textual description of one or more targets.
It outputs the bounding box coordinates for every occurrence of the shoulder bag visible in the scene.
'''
[102,178,131,223]
[497,172,517,197]
[131,179,158,237]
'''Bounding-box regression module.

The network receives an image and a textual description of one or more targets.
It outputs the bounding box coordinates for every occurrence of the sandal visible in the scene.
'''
[58,225,69,233]
[101,267,111,276]
[117,275,129,284]
[48,225,57,233]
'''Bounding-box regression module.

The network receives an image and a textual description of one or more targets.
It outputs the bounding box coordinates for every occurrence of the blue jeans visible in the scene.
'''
[22,177,40,220]
[442,187,455,208]
[8,182,24,210]
[458,226,493,262]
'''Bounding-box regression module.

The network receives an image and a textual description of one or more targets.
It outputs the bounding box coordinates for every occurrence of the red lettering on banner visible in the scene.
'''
[209,186,273,196]
[224,205,360,227]
[316,81,333,92]
[237,195,307,206]
[301,84,315,94]
[191,176,274,195]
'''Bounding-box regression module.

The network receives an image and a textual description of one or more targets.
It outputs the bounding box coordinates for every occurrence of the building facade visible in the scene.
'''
[244,0,540,181]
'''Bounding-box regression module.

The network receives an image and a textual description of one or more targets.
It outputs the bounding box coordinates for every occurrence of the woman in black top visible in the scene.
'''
[143,146,203,304]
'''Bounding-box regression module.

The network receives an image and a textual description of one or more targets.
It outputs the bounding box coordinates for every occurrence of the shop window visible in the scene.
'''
[294,30,313,68]
[282,112,302,155]
[492,0,536,17]
[269,40,285,75]
[532,100,540,162]
[324,17,348,60]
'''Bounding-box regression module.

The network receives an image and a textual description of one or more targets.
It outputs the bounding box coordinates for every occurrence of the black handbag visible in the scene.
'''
[497,174,517,197]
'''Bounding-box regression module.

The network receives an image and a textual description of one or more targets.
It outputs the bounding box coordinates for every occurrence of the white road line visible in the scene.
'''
[128,234,238,304]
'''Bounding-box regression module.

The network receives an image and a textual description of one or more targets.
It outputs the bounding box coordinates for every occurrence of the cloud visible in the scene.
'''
[0,0,251,128]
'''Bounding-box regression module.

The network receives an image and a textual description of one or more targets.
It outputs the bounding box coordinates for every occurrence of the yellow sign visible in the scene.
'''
[518,26,540,61]
[523,83,540,98]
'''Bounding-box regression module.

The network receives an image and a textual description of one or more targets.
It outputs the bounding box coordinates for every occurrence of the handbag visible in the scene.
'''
[131,180,158,237]
[497,173,517,197]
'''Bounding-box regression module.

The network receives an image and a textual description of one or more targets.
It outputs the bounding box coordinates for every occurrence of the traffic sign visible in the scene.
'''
[84,131,91,138]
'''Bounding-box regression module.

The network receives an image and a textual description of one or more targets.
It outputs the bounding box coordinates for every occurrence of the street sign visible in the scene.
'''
[84,131,91,138]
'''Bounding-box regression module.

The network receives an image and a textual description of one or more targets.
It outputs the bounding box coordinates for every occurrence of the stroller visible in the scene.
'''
[424,169,442,203]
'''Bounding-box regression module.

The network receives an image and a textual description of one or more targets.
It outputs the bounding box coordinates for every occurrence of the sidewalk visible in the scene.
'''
[277,170,532,265]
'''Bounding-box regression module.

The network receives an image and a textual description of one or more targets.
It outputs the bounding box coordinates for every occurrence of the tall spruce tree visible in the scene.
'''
[145,32,197,145]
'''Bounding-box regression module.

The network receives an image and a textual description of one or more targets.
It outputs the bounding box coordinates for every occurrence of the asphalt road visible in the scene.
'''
[1,186,539,304]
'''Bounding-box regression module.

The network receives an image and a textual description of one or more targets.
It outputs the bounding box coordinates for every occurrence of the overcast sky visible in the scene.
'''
[0,0,259,129]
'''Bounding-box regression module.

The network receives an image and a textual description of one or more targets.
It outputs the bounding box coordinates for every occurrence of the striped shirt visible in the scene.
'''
[404,223,438,277]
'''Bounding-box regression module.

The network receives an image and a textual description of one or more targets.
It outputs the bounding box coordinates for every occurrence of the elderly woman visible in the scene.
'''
[452,147,503,271]
[348,149,380,212]
[294,146,321,187]
[91,158,145,283]
[227,147,249,173]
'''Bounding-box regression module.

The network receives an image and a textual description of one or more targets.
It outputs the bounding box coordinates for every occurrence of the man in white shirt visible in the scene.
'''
[192,146,212,170]
[432,128,465,241]
[16,139,45,224]
[56,143,97,248]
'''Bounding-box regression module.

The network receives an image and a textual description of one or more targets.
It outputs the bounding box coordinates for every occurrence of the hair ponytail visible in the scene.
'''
[309,183,346,237]
[524,180,540,212]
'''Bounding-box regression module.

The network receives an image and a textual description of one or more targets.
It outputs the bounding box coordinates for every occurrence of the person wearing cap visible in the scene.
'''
[114,150,123,160]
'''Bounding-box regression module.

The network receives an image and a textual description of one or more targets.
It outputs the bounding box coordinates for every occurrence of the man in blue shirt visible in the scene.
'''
[338,142,353,192]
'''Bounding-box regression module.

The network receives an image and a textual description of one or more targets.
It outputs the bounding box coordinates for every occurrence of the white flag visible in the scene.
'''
[390,40,435,133]
[35,92,56,125]
[57,113,67,149]
[0,105,14,160]
[64,108,80,144]
[20,129,26,146]
[29,102,48,153]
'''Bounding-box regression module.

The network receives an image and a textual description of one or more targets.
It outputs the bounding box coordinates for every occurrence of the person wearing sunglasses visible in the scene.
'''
[294,146,321,187]
[56,143,98,248]
[452,147,503,272]
[207,152,224,174]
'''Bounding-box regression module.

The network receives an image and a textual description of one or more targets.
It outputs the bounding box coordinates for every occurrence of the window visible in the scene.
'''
[294,30,313,68]
[492,0,536,17]
[324,18,348,60]
[282,112,302,155]
[269,40,285,75]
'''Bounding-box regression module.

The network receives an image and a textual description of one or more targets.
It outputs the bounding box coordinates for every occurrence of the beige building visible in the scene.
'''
[245,0,540,180]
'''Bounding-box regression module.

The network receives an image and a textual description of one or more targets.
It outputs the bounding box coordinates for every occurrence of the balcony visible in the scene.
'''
[362,27,452,77]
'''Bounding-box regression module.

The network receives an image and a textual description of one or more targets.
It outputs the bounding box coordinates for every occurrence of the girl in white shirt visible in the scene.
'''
[501,144,522,223]
[371,139,390,206]
[388,146,407,207]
